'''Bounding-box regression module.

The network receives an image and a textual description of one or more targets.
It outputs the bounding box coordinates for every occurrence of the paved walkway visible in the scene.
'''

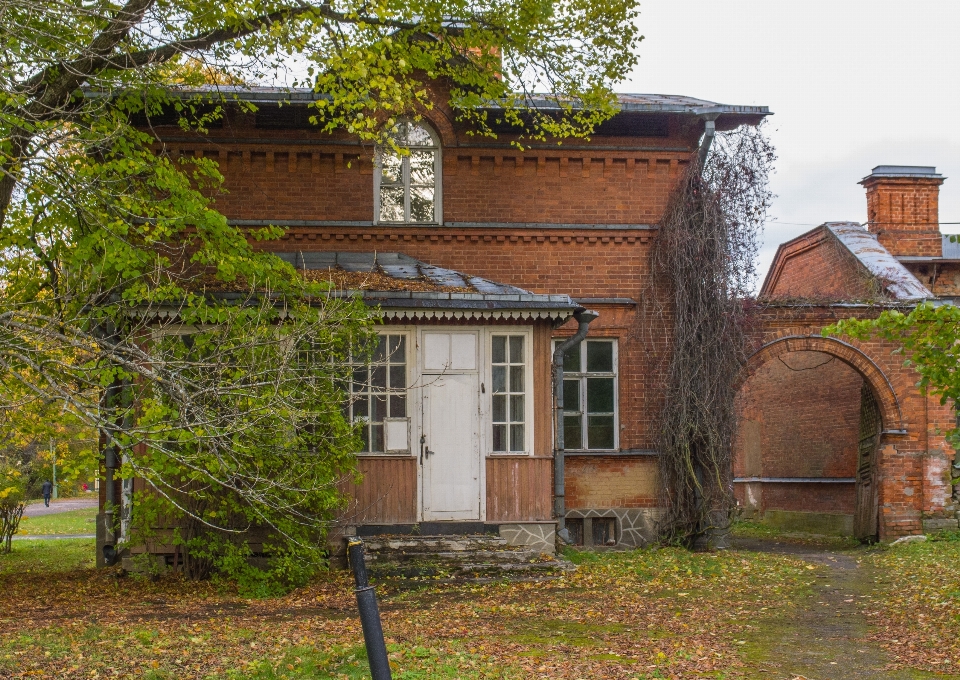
[10,534,95,541]
[732,538,955,680]
[23,497,98,518]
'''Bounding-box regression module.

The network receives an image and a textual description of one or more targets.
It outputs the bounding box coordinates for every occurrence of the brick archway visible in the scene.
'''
[741,335,904,433]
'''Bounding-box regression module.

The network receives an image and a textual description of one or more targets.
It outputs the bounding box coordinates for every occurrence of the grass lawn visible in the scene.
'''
[0,539,818,679]
[18,506,98,536]
[862,532,960,673]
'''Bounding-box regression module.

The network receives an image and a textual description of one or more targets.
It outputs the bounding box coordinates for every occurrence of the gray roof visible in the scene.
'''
[275,251,578,311]
[153,85,769,117]
[826,222,932,300]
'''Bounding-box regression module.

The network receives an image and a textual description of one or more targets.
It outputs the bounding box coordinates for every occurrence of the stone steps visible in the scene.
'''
[356,534,573,582]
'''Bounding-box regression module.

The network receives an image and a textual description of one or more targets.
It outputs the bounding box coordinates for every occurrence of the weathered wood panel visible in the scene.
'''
[534,322,553,457]
[338,456,418,524]
[486,456,553,521]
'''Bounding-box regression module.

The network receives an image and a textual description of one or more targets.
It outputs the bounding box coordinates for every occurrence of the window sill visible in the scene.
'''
[356,453,415,459]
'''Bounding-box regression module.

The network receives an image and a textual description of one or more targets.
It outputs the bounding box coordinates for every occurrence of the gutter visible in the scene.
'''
[552,309,599,544]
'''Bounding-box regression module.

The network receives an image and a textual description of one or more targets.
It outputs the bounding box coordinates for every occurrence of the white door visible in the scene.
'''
[421,332,481,521]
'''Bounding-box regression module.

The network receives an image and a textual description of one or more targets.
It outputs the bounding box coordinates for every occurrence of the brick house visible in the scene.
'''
[120,85,769,556]
[736,166,958,540]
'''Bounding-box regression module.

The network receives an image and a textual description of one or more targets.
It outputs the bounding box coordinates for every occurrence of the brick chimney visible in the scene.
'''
[861,165,945,257]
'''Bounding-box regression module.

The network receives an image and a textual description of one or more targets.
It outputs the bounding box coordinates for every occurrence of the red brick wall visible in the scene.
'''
[763,228,878,300]
[734,350,862,515]
[902,261,960,296]
[864,175,943,257]
[565,456,659,509]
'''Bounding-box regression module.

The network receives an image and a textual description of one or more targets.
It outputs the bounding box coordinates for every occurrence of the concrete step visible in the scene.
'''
[356,533,573,582]
[362,535,508,554]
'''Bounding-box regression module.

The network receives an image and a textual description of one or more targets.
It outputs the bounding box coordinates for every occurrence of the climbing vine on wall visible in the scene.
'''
[651,125,776,547]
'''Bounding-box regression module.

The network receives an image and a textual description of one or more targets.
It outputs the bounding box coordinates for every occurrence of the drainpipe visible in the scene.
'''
[553,309,599,544]
[697,113,720,171]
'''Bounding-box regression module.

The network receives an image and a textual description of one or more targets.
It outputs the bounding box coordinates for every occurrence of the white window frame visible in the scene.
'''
[485,328,534,456]
[347,330,413,456]
[373,121,442,225]
[555,338,619,452]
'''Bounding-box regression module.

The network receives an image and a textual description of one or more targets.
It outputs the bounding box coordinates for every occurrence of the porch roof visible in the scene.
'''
[276,251,580,319]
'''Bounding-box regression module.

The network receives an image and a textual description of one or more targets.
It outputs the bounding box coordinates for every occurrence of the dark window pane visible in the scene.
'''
[492,395,506,422]
[562,342,581,372]
[564,415,583,450]
[371,366,387,390]
[371,395,387,422]
[563,380,580,412]
[510,394,524,422]
[587,341,614,372]
[492,424,507,452]
[492,366,506,393]
[371,424,385,452]
[373,336,387,362]
[492,336,506,364]
[587,377,615,413]
[510,424,525,452]
[509,366,524,393]
[509,336,524,363]
[389,365,406,390]
[587,415,615,449]
[359,425,370,452]
[390,336,406,363]
[390,394,406,418]
[353,396,368,419]
[352,366,368,392]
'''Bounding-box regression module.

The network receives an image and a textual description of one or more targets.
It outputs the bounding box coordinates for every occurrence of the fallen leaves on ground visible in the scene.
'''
[862,534,960,673]
[0,540,817,679]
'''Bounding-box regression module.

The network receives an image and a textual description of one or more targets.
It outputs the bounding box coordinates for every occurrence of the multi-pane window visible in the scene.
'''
[376,121,439,224]
[348,334,407,452]
[559,340,617,450]
[492,335,526,452]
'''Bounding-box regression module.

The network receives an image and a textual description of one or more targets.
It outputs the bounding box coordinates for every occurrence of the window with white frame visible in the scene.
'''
[347,334,407,453]
[375,121,441,224]
[558,339,618,450]
[491,335,526,452]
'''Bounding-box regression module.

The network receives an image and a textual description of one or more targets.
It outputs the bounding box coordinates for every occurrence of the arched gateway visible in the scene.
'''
[737,334,906,542]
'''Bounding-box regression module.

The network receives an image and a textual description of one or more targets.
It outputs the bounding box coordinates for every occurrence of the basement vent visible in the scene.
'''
[593,517,617,546]
[566,518,585,546]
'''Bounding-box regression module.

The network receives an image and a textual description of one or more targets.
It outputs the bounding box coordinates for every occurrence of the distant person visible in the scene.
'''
[41,480,53,507]
[82,483,89,493]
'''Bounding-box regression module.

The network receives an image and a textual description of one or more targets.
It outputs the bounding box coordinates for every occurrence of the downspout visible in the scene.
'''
[553,309,599,544]
[697,114,719,171]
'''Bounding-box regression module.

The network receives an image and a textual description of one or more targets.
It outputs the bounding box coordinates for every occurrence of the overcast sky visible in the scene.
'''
[621,0,960,287]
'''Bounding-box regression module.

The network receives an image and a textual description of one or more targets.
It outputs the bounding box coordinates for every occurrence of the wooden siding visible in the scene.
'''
[534,322,553,458]
[339,456,418,524]
[486,456,553,521]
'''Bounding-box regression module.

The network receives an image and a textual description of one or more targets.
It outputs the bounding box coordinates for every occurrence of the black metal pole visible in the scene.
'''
[347,538,392,680]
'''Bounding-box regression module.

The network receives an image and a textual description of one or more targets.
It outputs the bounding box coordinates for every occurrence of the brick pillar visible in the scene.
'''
[861,166,945,257]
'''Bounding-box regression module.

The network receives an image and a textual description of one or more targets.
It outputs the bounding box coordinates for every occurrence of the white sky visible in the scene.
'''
[621,0,960,287]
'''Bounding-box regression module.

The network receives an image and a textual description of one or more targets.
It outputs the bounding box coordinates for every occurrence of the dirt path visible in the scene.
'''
[732,539,955,680]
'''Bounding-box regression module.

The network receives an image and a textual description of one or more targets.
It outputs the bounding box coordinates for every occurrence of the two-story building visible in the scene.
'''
[117,84,770,559]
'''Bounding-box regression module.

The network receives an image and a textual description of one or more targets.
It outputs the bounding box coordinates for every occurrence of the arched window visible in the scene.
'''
[375,121,441,224]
